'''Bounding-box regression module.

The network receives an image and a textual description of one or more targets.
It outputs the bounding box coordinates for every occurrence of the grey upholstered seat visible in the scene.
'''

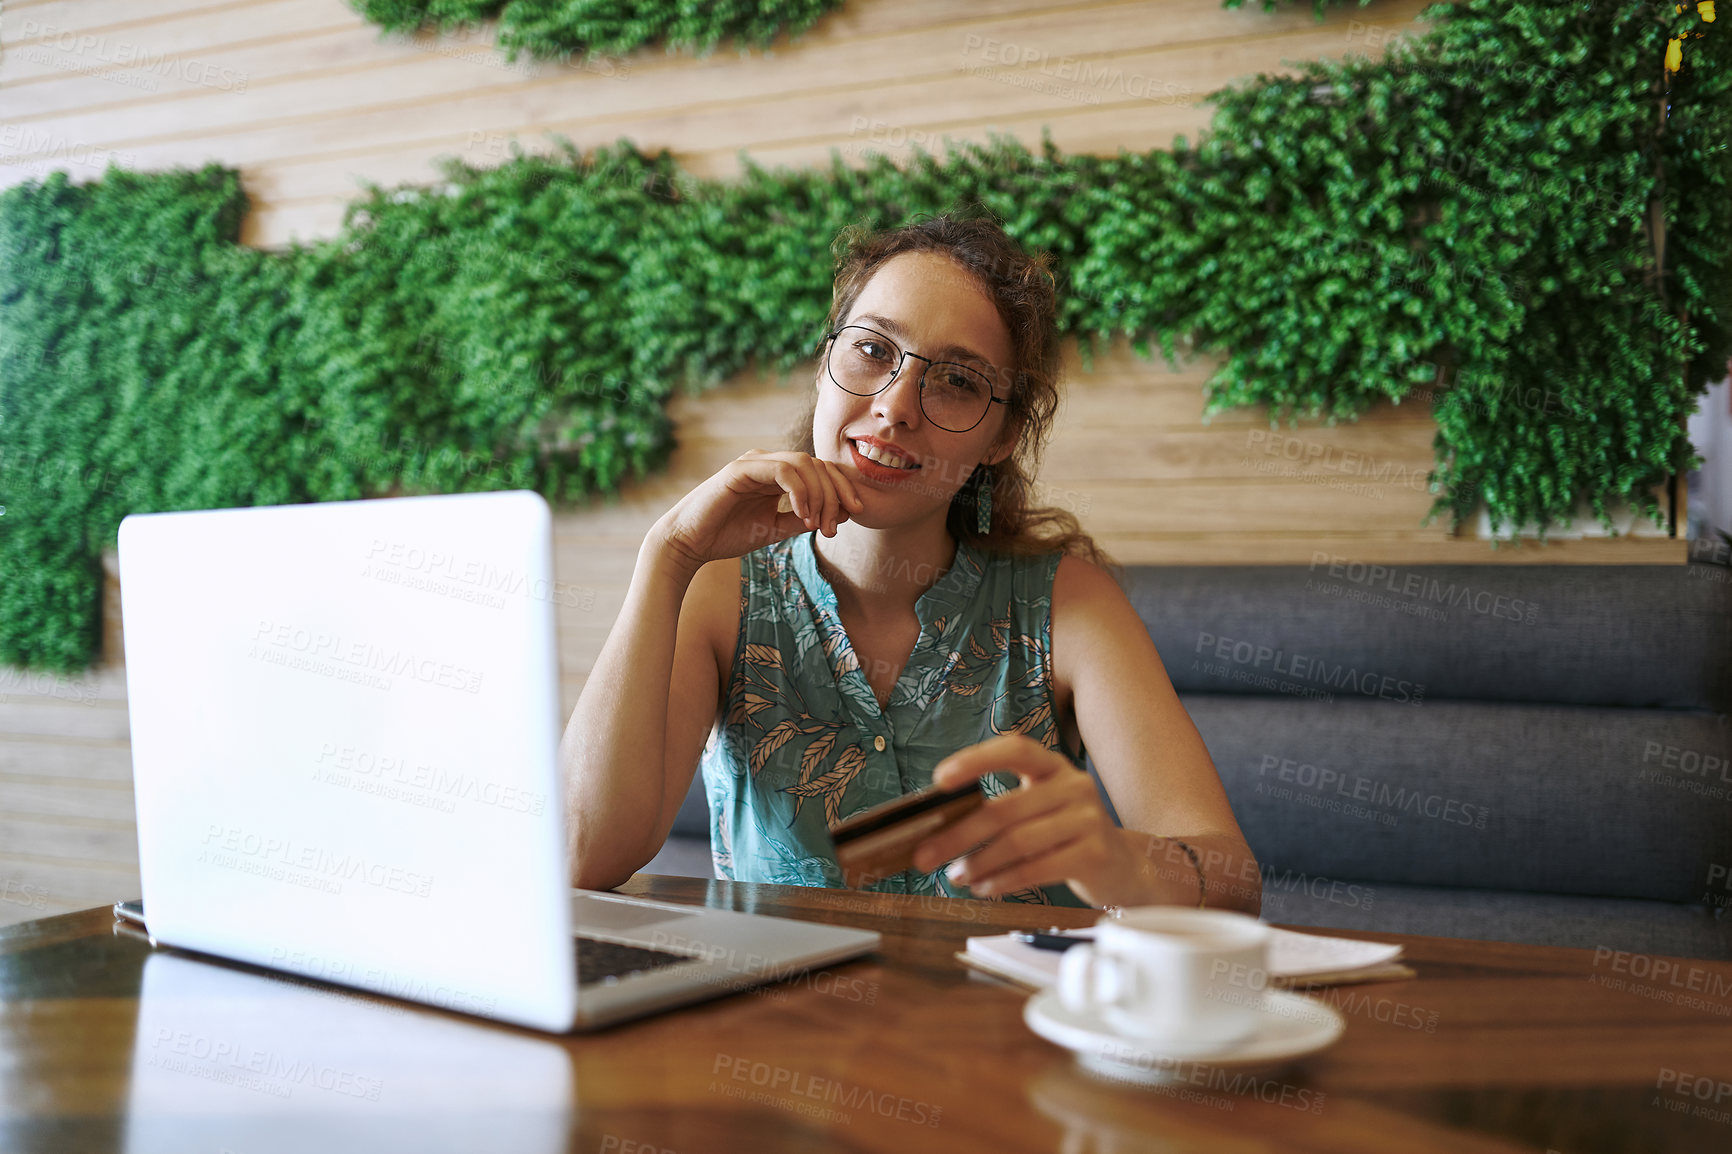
[655,559,1732,959]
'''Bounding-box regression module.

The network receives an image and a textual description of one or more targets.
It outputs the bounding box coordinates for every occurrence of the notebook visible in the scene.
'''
[958,925,1412,991]
[117,490,879,1032]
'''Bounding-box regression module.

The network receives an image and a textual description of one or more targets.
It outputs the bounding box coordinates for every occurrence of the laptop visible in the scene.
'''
[116,490,879,1032]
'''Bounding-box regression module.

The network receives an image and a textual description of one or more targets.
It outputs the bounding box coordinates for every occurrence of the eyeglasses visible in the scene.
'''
[822,325,1009,433]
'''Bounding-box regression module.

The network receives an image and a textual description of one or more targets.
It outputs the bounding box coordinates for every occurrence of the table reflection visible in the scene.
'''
[124,951,573,1153]
[1027,1062,1249,1154]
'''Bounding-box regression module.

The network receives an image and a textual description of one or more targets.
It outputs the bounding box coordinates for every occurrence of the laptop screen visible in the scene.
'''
[118,491,578,1031]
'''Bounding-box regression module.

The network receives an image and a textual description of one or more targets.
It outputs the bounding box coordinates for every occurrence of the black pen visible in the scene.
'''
[1009,930,1094,951]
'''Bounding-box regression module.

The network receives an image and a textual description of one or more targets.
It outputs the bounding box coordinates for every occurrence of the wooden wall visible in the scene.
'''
[0,0,1682,926]
[6,0,1443,245]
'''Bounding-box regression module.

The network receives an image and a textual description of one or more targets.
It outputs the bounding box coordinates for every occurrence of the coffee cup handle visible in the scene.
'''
[1057,944,1133,1012]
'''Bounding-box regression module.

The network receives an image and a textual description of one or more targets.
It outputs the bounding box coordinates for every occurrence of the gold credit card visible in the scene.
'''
[829,779,985,889]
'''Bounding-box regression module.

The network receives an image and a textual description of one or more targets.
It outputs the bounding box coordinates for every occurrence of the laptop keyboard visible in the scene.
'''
[574,935,697,985]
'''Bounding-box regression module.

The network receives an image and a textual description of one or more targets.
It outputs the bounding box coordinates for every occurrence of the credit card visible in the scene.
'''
[829,779,984,889]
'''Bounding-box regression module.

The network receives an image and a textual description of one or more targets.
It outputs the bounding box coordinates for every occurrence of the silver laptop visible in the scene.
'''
[116,490,878,1032]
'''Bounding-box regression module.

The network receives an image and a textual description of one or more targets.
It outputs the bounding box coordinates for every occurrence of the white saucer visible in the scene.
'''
[1023,988,1344,1085]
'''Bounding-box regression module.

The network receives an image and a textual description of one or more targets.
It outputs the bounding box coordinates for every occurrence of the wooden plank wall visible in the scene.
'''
[0,0,1682,925]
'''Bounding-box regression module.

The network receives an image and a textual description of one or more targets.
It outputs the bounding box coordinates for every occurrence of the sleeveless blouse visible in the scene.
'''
[698,531,1090,907]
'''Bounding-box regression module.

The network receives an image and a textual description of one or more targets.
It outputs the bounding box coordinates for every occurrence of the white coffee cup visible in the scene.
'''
[1056,908,1271,1044]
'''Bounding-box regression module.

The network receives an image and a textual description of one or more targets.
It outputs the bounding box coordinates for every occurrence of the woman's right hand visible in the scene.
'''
[654,450,864,575]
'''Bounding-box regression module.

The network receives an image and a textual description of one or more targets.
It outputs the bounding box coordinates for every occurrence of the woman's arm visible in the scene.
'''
[912,556,1262,913]
[1052,556,1262,914]
[561,450,863,891]
[559,541,730,891]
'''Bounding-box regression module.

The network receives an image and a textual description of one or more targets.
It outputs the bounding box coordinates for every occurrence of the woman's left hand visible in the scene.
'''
[910,734,1148,908]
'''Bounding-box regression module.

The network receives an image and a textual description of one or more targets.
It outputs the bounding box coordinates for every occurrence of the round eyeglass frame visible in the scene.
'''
[822,324,1010,433]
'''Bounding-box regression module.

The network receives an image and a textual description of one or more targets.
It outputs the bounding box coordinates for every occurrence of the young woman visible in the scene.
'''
[563,215,1261,913]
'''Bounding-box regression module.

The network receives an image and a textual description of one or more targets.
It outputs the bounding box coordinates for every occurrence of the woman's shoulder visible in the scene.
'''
[683,537,809,669]
[683,556,745,676]
[1050,553,1139,640]
[1052,552,1124,603]
[691,538,796,603]
[984,545,1119,606]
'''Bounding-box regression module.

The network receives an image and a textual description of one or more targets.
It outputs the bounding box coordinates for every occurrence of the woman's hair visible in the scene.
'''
[795,211,1111,568]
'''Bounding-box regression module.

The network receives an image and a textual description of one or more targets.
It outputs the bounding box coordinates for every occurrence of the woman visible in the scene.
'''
[563,214,1261,913]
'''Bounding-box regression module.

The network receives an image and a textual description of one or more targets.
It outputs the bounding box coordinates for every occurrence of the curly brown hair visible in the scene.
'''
[794,212,1111,569]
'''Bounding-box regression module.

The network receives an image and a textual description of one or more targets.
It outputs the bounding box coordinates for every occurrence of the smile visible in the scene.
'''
[850,439,919,470]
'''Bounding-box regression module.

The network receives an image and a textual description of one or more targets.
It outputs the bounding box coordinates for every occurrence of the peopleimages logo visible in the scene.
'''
[270,949,498,1015]
[959,33,1192,105]
[1194,632,1425,705]
[364,538,595,611]
[0,664,98,707]
[1089,1045,1327,1112]
[710,1054,941,1127]
[1589,946,1732,1012]
[250,620,484,694]
[1244,429,1441,494]
[148,1028,381,1101]
[1308,553,1540,625]
[1655,1067,1732,1127]
[201,825,434,899]
[1705,862,1732,909]
[18,19,249,91]
[0,878,49,910]
[312,743,547,816]
[0,123,138,171]
[1260,868,1375,910]
[1256,755,1489,830]
[1641,740,1730,782]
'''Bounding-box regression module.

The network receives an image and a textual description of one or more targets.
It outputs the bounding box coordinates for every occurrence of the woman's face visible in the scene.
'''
[813,250,1017,531]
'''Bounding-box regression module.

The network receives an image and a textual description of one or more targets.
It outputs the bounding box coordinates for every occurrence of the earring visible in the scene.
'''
[975,465,993,534]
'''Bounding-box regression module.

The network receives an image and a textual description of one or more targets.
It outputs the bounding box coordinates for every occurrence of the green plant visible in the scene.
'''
[1224,0,1370,19]
[2,0,1727,672]
[1096,1,1728,538]
[348,0,846,61]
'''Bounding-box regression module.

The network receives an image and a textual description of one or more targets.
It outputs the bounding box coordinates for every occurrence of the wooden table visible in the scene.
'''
[4,875,1731,1153]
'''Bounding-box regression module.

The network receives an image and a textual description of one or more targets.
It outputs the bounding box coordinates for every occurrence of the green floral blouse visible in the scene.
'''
[698,531,1091,907]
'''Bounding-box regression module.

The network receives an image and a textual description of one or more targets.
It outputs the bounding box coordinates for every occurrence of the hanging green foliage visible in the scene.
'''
[2,0,1727,672]
[349,0,1365,62]
[348,0,846,62]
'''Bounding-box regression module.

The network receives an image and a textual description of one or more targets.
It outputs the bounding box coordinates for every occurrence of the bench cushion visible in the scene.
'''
[1184,695,1732,905]
[1260,876,1732,960]
[1124,564,1732,711]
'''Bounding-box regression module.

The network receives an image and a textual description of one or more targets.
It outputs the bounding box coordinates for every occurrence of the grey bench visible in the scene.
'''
[654,558,1732,960]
